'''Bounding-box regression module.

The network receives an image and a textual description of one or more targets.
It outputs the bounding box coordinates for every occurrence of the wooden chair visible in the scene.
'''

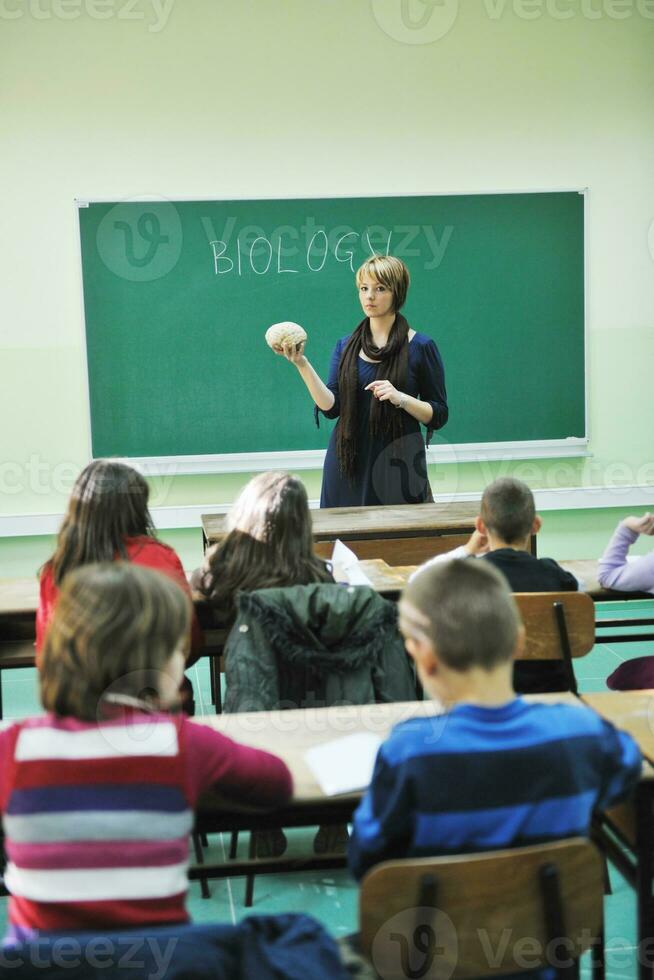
[513,592,596,696]
[359,838,605,979]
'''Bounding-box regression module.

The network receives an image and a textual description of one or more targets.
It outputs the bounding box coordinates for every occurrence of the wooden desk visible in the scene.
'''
[202,502,482,566]
[580,691,654,979]
[0,577,38,617]
[581,692,654,764]
[189,694,581,900]
[0,575,229,718]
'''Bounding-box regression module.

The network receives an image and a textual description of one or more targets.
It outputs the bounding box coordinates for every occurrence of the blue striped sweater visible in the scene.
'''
[349,698,641,879]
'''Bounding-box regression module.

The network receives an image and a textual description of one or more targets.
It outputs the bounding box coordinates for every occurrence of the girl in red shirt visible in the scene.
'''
[36,460,203,709]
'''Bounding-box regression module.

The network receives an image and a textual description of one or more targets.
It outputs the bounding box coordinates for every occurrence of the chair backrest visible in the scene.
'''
[359,838,604,979]
[513,592,595,661]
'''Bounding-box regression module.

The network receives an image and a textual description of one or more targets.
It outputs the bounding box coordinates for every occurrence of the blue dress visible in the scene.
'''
[318,332,448,508]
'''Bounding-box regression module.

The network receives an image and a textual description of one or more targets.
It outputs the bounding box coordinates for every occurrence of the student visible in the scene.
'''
[0,563,292,941]
[192,471,333,627]
[412,477,579,692]
[598,511,654,594]
[35,460,203,708]
[193,471,336,859]
[414,477,579,590]
[348,560,640,884]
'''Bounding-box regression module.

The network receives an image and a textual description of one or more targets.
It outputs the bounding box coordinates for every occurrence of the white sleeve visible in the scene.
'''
[409,545,470,582]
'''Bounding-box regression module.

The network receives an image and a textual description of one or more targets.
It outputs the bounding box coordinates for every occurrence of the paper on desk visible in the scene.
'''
[331,539,373,587]
[305,732,383,796]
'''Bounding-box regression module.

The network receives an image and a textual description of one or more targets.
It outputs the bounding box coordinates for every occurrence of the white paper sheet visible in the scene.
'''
[305,732,383,796]
[331,539,373,587]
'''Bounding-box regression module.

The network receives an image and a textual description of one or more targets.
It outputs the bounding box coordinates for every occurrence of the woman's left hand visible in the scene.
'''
[365,380,402,406]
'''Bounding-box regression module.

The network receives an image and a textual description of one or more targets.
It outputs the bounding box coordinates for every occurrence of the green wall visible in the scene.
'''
[1,1,653,565]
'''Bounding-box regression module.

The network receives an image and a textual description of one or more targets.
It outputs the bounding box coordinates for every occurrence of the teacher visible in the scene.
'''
[280,255,448,508]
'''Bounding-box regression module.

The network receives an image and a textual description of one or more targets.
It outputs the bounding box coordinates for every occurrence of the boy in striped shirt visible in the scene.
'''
[349,559,640,877]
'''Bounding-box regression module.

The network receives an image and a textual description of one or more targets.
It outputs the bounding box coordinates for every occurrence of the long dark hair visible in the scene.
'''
[337,314,410,480]
[336,255,412,480]
[197,472,333,615]
[47,460,156,587]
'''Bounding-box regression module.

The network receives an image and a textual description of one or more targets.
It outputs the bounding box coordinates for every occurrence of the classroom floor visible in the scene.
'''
[0,600,652,978]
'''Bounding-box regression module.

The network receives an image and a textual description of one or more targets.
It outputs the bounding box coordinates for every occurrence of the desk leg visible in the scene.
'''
[636,783,654,980]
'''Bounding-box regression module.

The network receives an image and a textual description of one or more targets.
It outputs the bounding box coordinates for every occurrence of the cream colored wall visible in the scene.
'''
[1,0,653,529]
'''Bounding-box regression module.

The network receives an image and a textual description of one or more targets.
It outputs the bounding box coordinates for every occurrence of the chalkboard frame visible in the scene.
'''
[76,187,589,476]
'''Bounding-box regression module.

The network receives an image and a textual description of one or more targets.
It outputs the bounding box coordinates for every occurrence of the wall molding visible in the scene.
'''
[1,484,653,538]
[124,439,590,476]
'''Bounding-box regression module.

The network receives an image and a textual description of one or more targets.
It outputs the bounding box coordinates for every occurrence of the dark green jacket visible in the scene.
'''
[223,583,417,713]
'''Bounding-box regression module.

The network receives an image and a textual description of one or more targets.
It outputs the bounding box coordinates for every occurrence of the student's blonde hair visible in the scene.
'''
[199,472,332,614]
[355,255,410,312]
[40,562,190,721]
[403,559,520,671]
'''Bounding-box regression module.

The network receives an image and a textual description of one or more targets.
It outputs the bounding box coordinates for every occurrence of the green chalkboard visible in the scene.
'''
[78,192,585,459]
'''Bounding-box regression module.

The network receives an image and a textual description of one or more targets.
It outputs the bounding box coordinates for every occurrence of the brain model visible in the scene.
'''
[265,321,307,352]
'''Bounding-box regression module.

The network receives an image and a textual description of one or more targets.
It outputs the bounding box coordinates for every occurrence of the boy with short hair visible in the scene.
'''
[348,560,640,881]
[416,477,579,591]
[412,477,579,691]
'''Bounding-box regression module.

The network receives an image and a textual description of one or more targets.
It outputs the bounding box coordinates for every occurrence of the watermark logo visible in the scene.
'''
[371,906,458,979]
[96,196,182,282]
[648,219,654,263]
[0,0,175,32]
[371,0,460,44]
[371,436,433,506]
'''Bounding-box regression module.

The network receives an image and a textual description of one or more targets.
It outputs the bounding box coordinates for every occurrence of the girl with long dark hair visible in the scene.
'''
[36,459,203,677]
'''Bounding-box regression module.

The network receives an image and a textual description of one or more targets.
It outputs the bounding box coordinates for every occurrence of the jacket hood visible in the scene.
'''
[235,583,399,672]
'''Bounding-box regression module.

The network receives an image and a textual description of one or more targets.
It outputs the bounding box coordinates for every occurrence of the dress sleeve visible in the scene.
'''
[182,718,293,808]
[598,524,654,594]
[417,339,448,443]
[314,339,343,426]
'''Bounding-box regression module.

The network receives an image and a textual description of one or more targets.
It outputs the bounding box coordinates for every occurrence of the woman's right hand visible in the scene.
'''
[275,339,307,368]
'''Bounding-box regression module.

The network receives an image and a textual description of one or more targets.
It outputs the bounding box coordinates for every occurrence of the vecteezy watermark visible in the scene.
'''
[371,436,434,506]
[371,0,460,44]
[201,216,454,277]
[369,915,625,979]
[371,906,458,979]
[648,219,654,263]
[482,0,654,21]
[0,455,177,503]
[371,0,654,45]
[0,0,175,32]
[0,935,178,979]
[97,669,184,755]
[95,196,183,282]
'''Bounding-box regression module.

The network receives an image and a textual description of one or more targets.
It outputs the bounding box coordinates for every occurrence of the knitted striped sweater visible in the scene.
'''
[0,711,292,935]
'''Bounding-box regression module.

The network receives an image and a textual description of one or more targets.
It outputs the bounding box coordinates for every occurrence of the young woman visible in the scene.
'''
[275,255,448,507]
[0,563,292,940]
[192,470,333,626]
[36,459,203,662]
